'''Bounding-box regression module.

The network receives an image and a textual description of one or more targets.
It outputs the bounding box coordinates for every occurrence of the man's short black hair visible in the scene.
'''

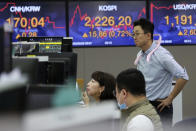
[133,18,154,40]
[116,68,146,96]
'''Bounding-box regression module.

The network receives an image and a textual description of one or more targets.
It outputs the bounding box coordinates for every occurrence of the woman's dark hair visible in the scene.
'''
[91,71,116,101]
[116,68,146,96]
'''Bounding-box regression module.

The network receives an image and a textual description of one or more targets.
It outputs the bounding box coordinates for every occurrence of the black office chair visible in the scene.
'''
[172,117,196,131]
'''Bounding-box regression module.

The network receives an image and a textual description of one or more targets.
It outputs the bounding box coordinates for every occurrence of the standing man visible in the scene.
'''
[132,18,189,130]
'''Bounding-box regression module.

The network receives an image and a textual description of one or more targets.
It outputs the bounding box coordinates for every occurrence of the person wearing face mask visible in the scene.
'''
[115,68,162,131]
[82,71,116,106]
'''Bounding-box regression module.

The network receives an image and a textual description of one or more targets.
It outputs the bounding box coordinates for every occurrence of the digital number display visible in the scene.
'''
[69,1,146,47]
[0,2,66,42]
[150,0,196,45]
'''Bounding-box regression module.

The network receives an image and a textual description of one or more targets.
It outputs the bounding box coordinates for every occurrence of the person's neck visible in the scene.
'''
[141,40,153,52]
[93,96,100,103]
[126,95,146,108]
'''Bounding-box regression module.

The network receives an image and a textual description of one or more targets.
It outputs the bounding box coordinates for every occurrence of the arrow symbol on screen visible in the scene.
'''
[83,33,88,38]
[16,34,20,39]
[178,31,183,36]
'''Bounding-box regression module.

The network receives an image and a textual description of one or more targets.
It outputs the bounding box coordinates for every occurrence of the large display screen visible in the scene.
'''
[150,0,196,45]
[69,1,146,47]
[0,1,66,42]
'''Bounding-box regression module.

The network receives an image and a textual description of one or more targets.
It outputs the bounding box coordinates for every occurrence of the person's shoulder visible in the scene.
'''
[127,115,154,131]
[156,45,170,54]
[136,50,143,57]
[155,46,173,59]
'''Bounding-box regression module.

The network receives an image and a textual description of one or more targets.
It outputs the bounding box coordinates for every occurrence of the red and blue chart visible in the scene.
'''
[150,0,196,45]
[69,1,146,47]
[0,1,66,42]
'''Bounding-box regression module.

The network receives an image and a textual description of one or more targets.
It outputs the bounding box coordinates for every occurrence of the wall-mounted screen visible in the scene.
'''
[150,0,196,45]
[69,1,146,47]
[0,1,66,42]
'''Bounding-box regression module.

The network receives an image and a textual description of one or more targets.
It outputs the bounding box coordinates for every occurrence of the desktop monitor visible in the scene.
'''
[13,52,77,86]
[0,27,4,73]
[12,58,39,84]
[31,52,77,85]
[69,0,146,47]
[18,37,73,53]
[0,1,66,42]
[0,25,12,74]
[47,61,65,84]
[150,0,196,45]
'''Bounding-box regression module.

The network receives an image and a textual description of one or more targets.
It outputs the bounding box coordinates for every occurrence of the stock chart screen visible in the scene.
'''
[150,0,196,45]
[69,1,146,47]
[0,1,66,42]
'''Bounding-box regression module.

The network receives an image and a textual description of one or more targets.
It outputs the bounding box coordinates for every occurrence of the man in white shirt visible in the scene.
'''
[132,18,188,130]
[115,68,162,131]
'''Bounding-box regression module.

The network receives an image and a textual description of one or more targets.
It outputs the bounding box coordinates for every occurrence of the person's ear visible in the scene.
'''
[146,32,151,40]
[121,89,127,97]
[99,86,105,94]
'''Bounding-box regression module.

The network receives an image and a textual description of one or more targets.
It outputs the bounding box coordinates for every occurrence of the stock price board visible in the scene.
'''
[69,1,146,47]
[150,0,196,45]
[0,1,66,42]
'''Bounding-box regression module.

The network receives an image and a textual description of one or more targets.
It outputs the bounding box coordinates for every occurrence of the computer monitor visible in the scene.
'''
[150,0,196,45]
[0,1,67,42]
[47,61,65,84]
[18,37,73,53]
[69,0,146,47]
[12,58,39,84]
[62,37,73,52]
[13,52,77,86]
[31,52,77,85]
[0,25,12,74]
[0,27,4,73]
